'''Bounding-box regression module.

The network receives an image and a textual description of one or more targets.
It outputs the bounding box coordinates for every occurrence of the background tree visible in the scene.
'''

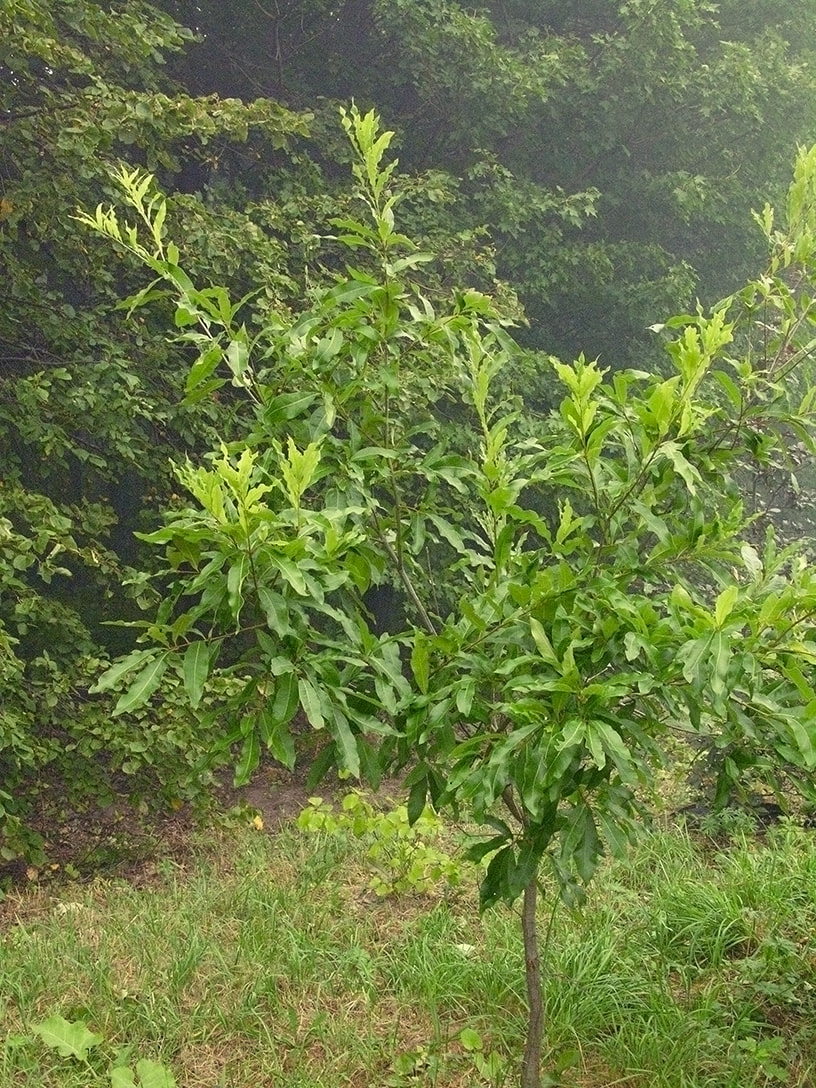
[156,0,816,366]
[0,0,309,855]
[84,114,816,1088]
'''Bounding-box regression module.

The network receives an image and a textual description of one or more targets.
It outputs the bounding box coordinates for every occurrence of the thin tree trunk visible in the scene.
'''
[521,877,543,1088]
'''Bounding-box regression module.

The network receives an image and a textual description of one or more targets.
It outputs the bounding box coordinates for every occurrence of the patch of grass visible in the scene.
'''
[1,815,816,1086]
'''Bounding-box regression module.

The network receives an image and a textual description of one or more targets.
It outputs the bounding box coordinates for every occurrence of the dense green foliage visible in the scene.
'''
[82,112,816,1085]
[0,0,312,854]
[157,0,816,362]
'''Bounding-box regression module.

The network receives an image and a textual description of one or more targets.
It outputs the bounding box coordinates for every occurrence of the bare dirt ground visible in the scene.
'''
[0,757,319,908]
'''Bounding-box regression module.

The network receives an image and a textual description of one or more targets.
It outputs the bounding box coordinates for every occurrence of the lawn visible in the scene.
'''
[2,796,815,1087]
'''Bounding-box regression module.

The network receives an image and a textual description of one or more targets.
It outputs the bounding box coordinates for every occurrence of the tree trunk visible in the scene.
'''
[521,877,544,1088]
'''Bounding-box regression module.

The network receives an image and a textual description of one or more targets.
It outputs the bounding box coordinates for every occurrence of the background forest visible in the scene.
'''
[2,0,816,857]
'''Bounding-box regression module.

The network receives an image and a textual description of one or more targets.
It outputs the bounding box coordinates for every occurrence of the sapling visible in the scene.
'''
[80,114,816,1088]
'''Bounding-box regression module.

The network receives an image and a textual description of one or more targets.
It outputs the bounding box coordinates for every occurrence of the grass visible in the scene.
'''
[2,811,816,1087]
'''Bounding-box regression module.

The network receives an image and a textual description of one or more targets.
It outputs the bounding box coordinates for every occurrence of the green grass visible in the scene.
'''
[2,816,816,1086]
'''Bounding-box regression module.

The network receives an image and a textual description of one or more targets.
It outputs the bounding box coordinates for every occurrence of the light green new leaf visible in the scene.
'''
[134,1059,178,1088]
[279,438,322,507]
[111,1068,137,1088]
[33,1015,102,1060]
[714,583,739,629]
[647,376,680,434]
[113,654,169,716]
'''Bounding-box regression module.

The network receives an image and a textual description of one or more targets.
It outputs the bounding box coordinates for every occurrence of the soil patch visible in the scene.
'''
[0,756,321,902]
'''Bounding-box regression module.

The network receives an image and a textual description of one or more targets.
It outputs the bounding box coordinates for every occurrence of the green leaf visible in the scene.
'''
[786,712,816,769]
[89,649,155,694]
[113,654,169,716]
[226,554,248,620]
[661,441,700,493]
[597,809,631,859]
[464,834,509,864]
[271,555,308,595]
[226,338,249,381]
[234,729,260,786]
[262,391,317,425]
[479,845,515,910]
[185,344,222,394]
[561,803,601,883]
[133,1059,178,1088]
[111,1069,138,1088]
[558,719,585,751]
[356,735,382,789]
[32,1015,102,1060]
[455,678,476,716]
[298,676,325,730]
[407,774,427,825]
[709,631,732,706]
[591,720,638,784]
[331,708,360,777]
[509,836,543,898]
[271,671,299,726]
[258,587,294,635]
[261,709,296,770]
[411,633,430,694]
[529,618,561,669]
[182,640,211,708]
[678,634,713,685]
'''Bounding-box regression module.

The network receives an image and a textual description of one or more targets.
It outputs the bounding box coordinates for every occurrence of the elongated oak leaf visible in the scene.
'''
[182,640,211,708]
[89,649,155,694]
[114,654,169,715]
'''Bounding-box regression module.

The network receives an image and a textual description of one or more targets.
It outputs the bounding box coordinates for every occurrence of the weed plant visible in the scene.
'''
[1,818,815,1086]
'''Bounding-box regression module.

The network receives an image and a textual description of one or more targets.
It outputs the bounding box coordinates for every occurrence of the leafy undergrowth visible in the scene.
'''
[2,809,816,1087]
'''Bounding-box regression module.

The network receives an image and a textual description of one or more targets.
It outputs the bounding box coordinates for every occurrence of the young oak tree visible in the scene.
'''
[81,112,816,1088]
